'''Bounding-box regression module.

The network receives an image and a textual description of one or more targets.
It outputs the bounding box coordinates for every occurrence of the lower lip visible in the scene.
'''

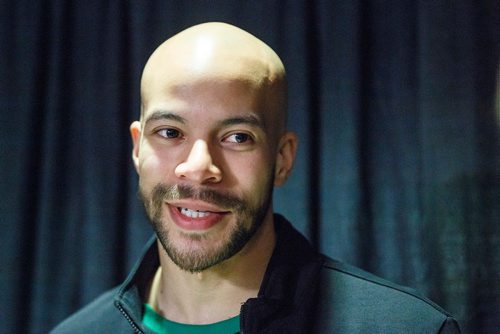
[168,204,227,231]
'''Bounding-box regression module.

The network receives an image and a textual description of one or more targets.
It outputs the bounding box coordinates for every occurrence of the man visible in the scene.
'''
[52,22,460,333]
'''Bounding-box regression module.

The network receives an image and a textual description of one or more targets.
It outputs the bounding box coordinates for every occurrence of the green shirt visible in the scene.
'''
[143,304,240,334]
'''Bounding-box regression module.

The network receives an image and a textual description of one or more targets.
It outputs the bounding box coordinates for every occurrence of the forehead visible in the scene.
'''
[142,73,268,120]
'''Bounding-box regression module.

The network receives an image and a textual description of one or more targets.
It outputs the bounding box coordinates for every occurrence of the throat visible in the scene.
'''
[146,267,163,309]
[151,215,277,324]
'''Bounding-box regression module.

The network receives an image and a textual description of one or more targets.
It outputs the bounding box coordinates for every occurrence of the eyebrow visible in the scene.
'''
[144,110,186,126]
[143,110,264,130]
[217,114,264,129]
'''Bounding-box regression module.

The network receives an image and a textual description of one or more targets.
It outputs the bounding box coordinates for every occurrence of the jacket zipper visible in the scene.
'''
[115,301,143,333]
[239,301,246,334]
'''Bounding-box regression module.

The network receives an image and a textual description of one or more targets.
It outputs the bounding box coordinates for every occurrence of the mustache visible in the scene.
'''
[150,184,246,212]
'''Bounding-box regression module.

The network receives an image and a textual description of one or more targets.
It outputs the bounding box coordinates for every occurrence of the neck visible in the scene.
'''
[148,212,276,324]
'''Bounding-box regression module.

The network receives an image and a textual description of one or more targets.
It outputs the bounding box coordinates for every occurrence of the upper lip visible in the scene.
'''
[166,200,229,213]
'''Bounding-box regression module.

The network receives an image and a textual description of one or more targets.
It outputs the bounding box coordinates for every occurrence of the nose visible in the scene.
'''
[174,139,222,184]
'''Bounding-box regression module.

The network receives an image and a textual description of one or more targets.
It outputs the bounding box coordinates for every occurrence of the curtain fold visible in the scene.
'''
[1,1,497,332]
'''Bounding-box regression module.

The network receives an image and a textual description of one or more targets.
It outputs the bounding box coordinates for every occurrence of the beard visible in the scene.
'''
[139,182,273,273]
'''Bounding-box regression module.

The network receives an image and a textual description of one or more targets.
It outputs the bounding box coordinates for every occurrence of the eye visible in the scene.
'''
[224,132,252,144]
[157,128,181,139]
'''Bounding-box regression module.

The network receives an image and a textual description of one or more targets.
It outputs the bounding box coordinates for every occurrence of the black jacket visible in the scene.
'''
[51,215,460,333]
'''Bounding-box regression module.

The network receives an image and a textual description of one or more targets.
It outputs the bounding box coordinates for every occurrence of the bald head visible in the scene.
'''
[140,22,287,133]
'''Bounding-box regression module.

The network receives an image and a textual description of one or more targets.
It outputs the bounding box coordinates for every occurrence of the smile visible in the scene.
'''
[168,203,228,231]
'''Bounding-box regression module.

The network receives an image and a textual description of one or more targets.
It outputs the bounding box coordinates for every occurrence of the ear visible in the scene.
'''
[274,132,298,186]
[130,121,142,173]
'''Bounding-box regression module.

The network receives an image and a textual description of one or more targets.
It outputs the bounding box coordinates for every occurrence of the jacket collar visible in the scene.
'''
[114,236,158,332]
[241,215,324,333]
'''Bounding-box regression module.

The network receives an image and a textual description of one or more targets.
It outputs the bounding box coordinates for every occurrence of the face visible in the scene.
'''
[131,77,295,273]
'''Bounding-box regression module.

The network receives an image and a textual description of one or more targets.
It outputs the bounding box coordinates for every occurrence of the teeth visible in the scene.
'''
[180,207,211,218]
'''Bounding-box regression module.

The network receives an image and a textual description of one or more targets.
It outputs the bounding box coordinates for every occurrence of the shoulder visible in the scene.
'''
[50,287,130,333]
[314,256,461,333]
[51,236,159,333]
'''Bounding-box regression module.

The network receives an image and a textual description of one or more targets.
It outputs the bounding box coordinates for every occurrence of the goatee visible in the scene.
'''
[139,183,271,273]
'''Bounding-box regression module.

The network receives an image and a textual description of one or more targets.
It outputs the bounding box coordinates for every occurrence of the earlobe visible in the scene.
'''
[274,132,298,186]
[130,121,142,172]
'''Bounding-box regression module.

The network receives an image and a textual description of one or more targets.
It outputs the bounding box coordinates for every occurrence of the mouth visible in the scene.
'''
[168,203,229,231]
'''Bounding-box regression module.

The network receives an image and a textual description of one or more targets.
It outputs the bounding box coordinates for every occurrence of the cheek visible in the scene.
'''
[138,146,176,184]
[228,153,275,195]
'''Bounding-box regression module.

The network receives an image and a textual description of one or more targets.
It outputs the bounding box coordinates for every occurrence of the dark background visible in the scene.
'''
[1,1,498,333]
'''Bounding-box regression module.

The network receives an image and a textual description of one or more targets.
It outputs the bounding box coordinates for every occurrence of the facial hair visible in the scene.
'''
[139,183,273,273]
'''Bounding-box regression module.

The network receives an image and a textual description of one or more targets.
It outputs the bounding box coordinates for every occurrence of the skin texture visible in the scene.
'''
[130,22,297,324]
